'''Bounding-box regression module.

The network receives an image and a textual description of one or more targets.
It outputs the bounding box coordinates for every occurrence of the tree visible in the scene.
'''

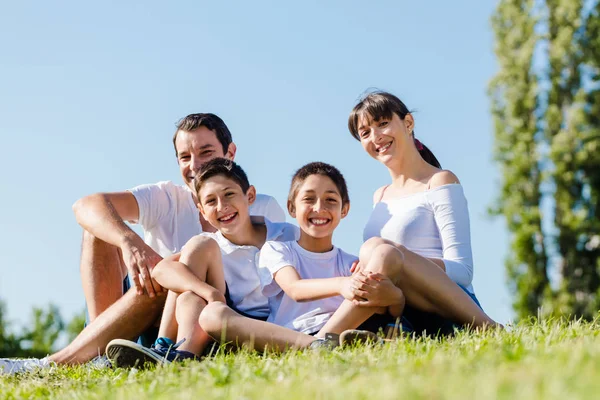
[490,0,600,319]
[0,299,84,358]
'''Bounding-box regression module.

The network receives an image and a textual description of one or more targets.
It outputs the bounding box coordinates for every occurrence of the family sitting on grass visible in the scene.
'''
[0,91,499,374]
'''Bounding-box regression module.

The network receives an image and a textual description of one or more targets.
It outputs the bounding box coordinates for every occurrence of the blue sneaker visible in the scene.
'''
[151,337,197,362]
[106,337,196,369]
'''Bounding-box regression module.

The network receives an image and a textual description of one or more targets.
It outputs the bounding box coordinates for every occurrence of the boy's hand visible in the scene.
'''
[206,290,227,304]
[351,272,404,308]
[120,235,164,298]
[340,276,361,301]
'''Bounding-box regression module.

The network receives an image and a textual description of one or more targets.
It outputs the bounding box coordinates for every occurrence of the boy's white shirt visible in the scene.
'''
[128,180,286,257]
[258,241,357,334]
[199,217,299,317]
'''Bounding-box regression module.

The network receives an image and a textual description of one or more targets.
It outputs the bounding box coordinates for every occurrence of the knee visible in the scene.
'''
[359,237,390,263]
[365,244,405,282]
[181,236,220,258]
[176,291,206,309]
[198,302,230,338]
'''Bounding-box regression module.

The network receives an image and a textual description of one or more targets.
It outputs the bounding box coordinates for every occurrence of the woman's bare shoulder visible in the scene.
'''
[372,185,388,203]
[428,170,460,189]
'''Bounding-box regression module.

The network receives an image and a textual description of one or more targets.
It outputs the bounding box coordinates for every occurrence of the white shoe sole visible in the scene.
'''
[105,339,167,368]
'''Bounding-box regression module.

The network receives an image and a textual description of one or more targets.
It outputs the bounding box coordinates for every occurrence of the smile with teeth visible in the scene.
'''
[218,212,237,222]
[377,142,392,153]
[309,218,330,226]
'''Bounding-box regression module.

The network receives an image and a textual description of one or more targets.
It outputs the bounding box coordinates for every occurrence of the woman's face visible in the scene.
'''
[356,112,413,164]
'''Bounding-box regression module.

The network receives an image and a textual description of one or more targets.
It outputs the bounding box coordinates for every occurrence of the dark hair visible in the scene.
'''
[173,113,233,156]
[194,158,250,198]
[348,91,441,169]
[287,162,350,212]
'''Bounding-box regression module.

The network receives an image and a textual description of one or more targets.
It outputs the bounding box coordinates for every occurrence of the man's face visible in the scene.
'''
[175,126,236,190]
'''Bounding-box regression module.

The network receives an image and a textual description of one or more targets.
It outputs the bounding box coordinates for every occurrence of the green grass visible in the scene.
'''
[2,319,600,400]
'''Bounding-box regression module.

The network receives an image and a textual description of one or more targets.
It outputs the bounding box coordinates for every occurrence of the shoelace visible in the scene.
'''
[152,337,187,358]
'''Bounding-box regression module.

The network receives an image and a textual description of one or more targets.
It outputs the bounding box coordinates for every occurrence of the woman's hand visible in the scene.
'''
[350,271,404,308]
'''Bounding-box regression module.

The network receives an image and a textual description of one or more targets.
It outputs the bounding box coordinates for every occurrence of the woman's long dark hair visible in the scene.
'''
[348,91,441,169]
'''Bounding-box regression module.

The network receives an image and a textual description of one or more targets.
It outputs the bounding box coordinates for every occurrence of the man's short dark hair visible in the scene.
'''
[172,113,233,156]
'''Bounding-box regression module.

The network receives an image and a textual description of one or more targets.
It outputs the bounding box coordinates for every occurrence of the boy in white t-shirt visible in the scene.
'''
[105,158,299,367]
[196,162,405,352]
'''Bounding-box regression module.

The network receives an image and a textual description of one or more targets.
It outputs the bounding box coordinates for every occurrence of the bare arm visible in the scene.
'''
[273,266,353,302]
[152,258,224,303]
[73,191,163,297]
[72,191,140,247]
[152,254,225,303]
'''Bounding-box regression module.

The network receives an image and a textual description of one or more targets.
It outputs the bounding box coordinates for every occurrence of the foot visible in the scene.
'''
[106,337,196,369]
[309,333,339,350]
[0,357,54,375]
[339,329,382,346]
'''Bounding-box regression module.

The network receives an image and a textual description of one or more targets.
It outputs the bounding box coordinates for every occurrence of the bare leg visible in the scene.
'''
[80,231,128,322]
[173,291,212,354]
[153,236,227,352]
[48,290,165,365]
[361,238,496,328]
[157,290,179,341]
[317,243,404,337]
[199,302,315,352]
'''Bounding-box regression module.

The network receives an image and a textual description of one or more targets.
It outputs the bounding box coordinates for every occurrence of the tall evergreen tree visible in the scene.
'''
[490,0,600,319]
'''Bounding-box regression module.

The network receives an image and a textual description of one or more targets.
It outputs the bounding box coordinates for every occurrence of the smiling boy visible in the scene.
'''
[105,158,299,366]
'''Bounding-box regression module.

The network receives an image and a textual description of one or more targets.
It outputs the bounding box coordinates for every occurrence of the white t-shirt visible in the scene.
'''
[363,183,474,293]
[258,241,356,334]
[199,218,299,318]
[128,181,286,258]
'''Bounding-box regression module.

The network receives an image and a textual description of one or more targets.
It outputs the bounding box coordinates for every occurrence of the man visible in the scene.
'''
[0,113,284,374]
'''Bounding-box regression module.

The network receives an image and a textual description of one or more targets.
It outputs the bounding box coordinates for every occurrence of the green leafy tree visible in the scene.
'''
[0,300,22,357]
[490,0,600,319]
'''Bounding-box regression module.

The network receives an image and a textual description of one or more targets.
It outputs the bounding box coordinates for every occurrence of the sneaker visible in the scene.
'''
[309,333,339,350]
[87,355,112,370]
[339,329,382,346]
[106,337,196,369]
[0,357,54,375]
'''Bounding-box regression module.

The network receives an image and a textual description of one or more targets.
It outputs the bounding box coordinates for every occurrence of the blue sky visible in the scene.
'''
[0,0,512,328]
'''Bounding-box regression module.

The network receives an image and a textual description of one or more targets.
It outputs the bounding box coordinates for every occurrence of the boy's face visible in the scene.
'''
[289,174,349,240]
[175,127,237,191]
[197,174,255,236]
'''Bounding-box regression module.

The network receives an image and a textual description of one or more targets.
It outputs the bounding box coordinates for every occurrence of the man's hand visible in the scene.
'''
[120,234,164,297]
[350,271,404,308]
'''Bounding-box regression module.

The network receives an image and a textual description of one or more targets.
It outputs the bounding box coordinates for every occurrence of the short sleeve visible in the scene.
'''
[427,184,474,288]
[337,250,357,278]
[261,197,286,223]
[128,181,174,230]
[258,241,295,297]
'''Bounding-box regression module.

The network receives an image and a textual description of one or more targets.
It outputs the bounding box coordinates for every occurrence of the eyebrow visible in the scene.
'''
[300,189,341,195]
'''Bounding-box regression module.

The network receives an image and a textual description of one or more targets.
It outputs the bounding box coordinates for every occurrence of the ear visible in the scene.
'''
[197,202,206,218]
[246,185,256,205]
[341,202,350,219]
[226,142,237,160]
[287,199,296,218]
[404,113,415,134]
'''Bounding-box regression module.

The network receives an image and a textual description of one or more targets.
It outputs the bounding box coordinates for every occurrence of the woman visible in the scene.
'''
[323,91,498,335]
